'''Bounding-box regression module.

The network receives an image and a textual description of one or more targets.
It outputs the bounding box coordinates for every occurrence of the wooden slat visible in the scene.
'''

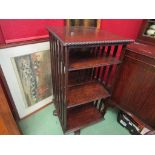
[112,45,118,57]
[111,44,127,94]
[105,65,113,86]
[106,46,111,57]
[63,46,69,130]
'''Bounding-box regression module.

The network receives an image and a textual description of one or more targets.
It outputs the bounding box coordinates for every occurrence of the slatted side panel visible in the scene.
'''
[91,44,125,92]
[91,44,126,113]
[92,45,107,114]
[49,33,66,131]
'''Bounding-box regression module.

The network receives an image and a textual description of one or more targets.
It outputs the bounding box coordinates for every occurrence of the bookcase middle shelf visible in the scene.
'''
[67,81,110,108]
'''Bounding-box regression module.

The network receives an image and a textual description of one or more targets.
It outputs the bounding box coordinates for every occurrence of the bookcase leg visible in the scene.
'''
[74,129,80,135]
[99,98,110,119]
[53,110,58,116]
[102,102,109,116]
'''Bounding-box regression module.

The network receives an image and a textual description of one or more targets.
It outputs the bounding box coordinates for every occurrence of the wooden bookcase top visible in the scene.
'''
[47,26,133,46]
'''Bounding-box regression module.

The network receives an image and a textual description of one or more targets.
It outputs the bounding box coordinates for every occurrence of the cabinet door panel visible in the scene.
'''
[138,86,155,128]
[112,55,155,127]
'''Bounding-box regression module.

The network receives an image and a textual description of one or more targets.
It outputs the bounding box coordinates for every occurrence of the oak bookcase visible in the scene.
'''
[47,26,132,134]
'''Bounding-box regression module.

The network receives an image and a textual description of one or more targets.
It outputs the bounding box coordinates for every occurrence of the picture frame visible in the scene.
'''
[0,41,53,119]
[65,19,101,29]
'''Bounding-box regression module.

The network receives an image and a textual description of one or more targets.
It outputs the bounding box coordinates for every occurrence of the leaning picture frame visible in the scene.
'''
[0,41,53,119]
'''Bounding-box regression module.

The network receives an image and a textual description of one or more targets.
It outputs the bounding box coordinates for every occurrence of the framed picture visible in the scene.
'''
[65,19,101,29]
[0,41,53,118]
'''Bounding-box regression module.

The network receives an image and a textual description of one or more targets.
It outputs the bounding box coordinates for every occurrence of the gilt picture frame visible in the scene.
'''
[65,19,101,29]
[0,41,53,118]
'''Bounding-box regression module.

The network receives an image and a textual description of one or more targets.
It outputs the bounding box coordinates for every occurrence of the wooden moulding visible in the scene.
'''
[0,38,49,49]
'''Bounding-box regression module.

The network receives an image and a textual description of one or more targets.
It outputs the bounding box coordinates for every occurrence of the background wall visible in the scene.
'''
[100,19,143,39]
[0,25,5,44]
[0,19,143,44]
[0,19,64,44]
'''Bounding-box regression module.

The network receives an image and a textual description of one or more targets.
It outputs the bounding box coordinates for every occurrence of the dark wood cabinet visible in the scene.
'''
[112,20,155,129]
[47,26,132,133]
[0,67,21,135]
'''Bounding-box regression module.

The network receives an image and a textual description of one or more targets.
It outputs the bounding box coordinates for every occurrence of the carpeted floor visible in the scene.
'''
[19,104,130,135]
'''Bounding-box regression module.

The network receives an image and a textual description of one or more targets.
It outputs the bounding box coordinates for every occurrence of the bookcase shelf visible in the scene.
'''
[67,81,110,108]
[67,103,103,132]
[48,26,132,134]
[69,56,121,71]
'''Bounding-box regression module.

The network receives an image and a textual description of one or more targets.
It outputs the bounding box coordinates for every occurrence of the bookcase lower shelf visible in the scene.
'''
[66,103,104,133]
